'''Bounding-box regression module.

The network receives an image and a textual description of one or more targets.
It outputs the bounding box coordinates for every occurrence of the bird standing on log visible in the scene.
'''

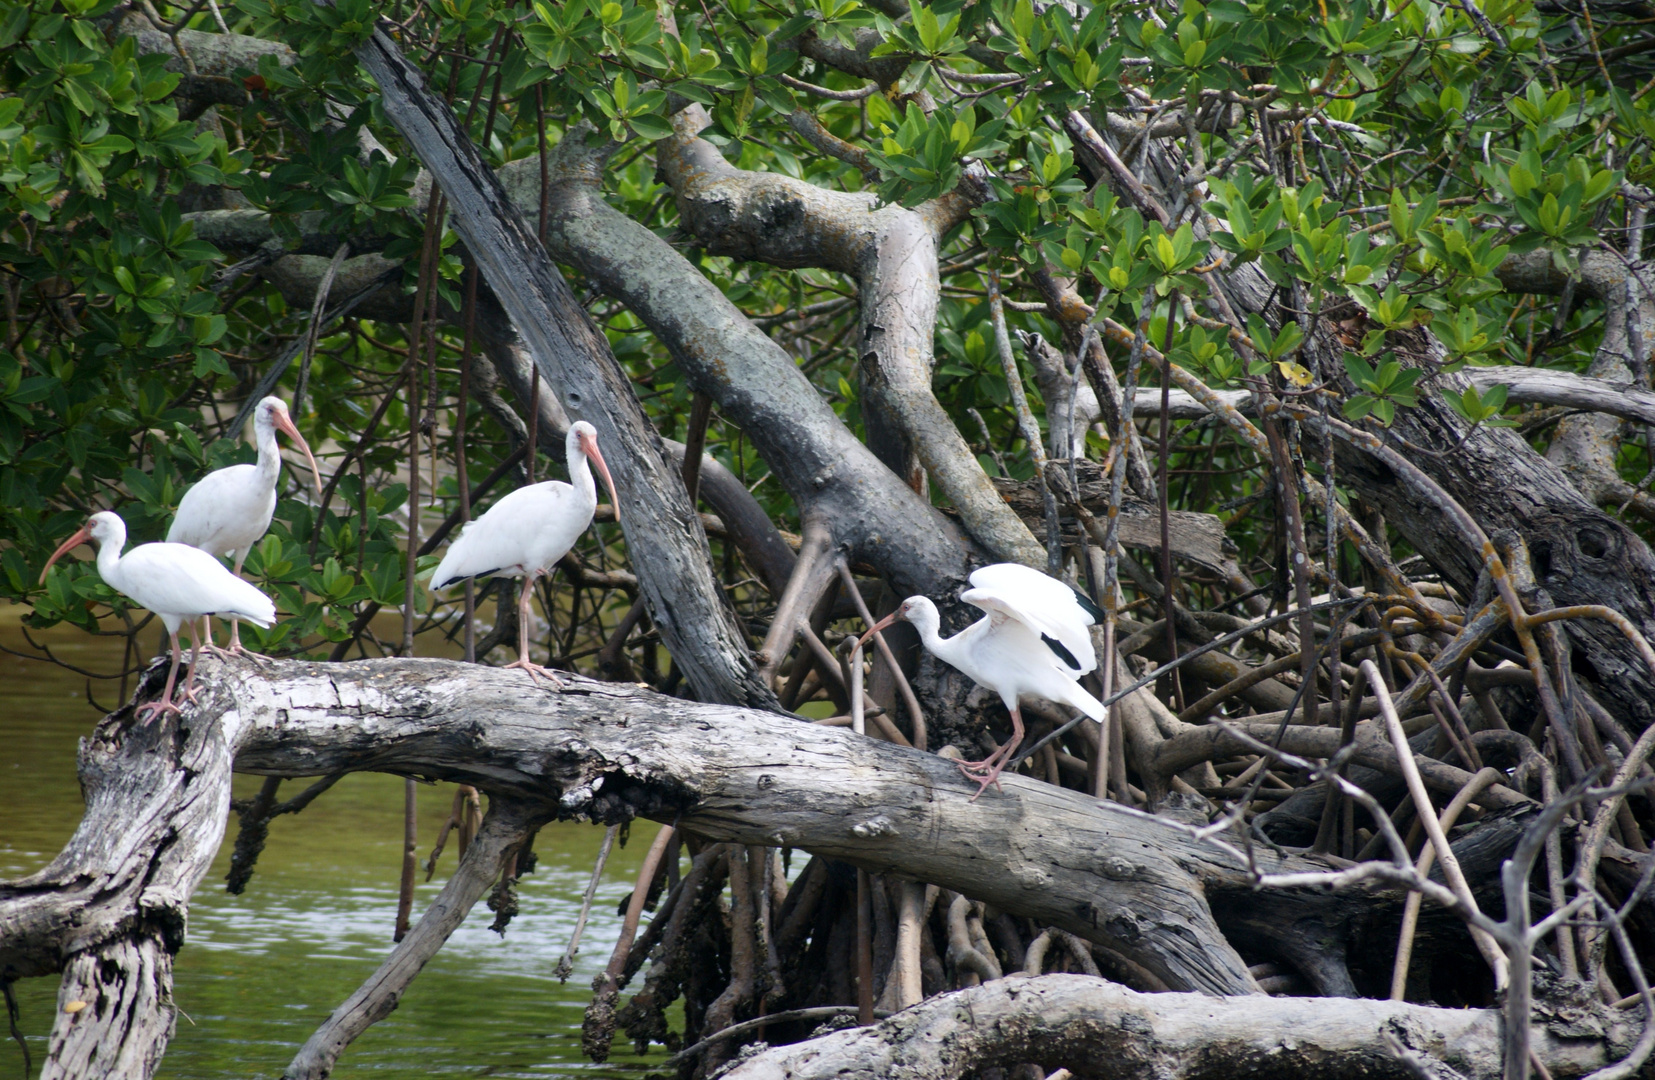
[167,395,320,655]
[860,562,1106,797]
[40,511,277,722]
[428,420,620,687]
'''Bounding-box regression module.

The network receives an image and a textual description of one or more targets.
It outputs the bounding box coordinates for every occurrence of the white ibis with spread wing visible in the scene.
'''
[860,562,1106,797]
[428,421,620,686]
[167,396,320,654]
[41,511,278,722]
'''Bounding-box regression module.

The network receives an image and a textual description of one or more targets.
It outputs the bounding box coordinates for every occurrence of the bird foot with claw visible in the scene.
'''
[955,758,1007,801]
[134,699,183,725]
[503,657,566,688]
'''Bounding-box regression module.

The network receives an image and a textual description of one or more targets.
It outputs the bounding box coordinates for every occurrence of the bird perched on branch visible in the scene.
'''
[860,562,1106,798]
[41,511,277,722]
[167,395,320,655]
[428,421,620,687]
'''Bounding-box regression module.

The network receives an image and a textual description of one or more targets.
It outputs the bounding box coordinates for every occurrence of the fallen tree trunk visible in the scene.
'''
[225,656,1266,993]
[719,973,1642,1080]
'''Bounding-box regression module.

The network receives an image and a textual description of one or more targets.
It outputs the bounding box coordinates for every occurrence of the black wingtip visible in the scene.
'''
[1071,585,1106,624]
[434,567,501,591]
[1041,632,1082,671]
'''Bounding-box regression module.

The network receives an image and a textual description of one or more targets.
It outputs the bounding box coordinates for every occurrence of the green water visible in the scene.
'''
[0,610,669,1079]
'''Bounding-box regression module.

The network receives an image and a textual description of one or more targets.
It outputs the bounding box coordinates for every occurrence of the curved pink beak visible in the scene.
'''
[40,524,94,585]
[856,609,903,654]
[273,408,323,499]
[581,431,620,523]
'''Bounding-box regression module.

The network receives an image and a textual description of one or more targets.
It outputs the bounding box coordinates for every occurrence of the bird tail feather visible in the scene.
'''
[429,551,461,592]
[1060,680,1108,723]
[221,578,277,628]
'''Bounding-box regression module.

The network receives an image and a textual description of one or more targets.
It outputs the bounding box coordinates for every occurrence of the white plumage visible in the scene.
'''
[429,482,591,592]
[861,562,1105,797]
[429,421,619,685]
[168,395,319,653]
[41,511,277,722]
[957,562,1101,680]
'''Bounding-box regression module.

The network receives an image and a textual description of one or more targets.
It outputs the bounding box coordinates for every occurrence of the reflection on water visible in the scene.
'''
[0,606,669,1079]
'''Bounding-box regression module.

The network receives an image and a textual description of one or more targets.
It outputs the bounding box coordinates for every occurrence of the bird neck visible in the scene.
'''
[910,607,958,663]
[566,439,596,506]
[96,524,126,583]
[253,411,281,482]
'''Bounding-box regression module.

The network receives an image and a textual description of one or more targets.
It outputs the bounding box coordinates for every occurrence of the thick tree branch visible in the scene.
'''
[1144,368,1655,427]
[0,643,1583,1077]
[1495,248,1634,301]
[659,107,1046,567]
[1544,269,1655,517]
[7,655,1315,1016]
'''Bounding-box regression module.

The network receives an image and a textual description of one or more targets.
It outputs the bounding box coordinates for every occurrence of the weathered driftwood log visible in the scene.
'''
[221,657,1265,993]
[0,656,1575,1078]
[719,973,1641,1080]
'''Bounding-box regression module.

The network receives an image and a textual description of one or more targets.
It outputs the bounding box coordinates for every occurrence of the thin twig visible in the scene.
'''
[555,824,619,981]
[1367,661,1509,989]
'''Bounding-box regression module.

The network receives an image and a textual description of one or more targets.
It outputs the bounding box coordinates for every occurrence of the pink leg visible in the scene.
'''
[226,552,267,657]
[201,613,229,660]
[135,630,187,724]
[501,573,564,688]
[956,706,1025,801]
[178,621,205,703]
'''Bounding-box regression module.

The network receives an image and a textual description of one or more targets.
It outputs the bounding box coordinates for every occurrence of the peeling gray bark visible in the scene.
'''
[0,662,235,1078]
[220,656,1265,994]
[719,974,1637,1080]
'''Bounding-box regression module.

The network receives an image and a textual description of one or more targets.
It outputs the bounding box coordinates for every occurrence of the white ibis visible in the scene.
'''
[167,396,320,654]
[860,562,1106,797]
[40,511,278,722]
[428,421,619,686]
